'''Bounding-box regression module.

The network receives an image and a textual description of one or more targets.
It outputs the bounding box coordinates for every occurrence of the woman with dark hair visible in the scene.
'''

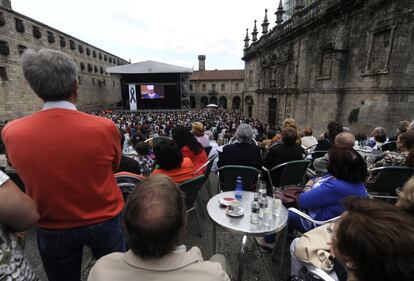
[367,131,414,186]
[290,146,368,232]
[332,197,414,281]
[314,121,343,151]
[172,126,208,176]
[151,139,194,183]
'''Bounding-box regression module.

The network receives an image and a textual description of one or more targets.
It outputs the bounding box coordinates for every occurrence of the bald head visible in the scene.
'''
[335,132,355,147]
[124,174,186,259]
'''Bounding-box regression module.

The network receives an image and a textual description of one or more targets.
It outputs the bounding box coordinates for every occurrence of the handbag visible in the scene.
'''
[294,223,335,272]
[280,185,303,208]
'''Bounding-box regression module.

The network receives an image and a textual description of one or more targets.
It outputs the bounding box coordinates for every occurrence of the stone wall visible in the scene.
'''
[243,0,414,135]
[189,79,245,111]
[0,5,128,122]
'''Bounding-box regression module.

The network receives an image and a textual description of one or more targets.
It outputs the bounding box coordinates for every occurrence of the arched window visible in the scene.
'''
[190,96,196,108]
[219,96,227,109]
[200,96,208,108]
[232,96,241,110]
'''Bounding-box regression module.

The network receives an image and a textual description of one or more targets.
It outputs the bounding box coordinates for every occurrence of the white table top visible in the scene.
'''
[207,191,288,235]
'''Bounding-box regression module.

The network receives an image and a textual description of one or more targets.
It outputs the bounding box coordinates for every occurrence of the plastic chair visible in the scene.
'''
[310,150,329,160]
[287,207,341,281]
[193,154,218,196]
[263,160,311,190]
[216,165,260,192]
[144,136,173,147]
[178,175,205,237]
[115,172,144,202]
[367,166,414,199]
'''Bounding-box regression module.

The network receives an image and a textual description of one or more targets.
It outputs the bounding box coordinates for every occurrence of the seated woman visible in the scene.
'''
[290,176,414,281]
[290,146,368,233]
[0,170,39,280]
[366,131,414,186]
[172,126,208,176]
[264,127,304,187]
[396,175,414,217]
[151,139,194,184]
[332,197,414,281]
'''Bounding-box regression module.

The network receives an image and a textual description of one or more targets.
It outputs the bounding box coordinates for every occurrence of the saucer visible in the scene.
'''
[226,206,245,217]
[219,197,236,207]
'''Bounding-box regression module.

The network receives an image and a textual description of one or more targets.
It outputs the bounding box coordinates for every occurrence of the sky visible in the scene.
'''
[12,0,279,70]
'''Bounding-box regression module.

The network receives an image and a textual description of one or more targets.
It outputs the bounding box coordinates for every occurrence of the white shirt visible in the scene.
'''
[42,100,77,111]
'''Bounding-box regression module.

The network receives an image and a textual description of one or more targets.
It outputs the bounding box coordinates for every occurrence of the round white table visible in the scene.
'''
[207,191,288,281]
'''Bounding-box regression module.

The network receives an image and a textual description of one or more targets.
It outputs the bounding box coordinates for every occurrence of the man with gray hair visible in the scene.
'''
[217,123,262,170]
[2,48,125,281]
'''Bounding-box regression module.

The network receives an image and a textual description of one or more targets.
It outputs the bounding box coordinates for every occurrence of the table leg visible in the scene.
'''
[278,226,288,277]
[212,222,216,255]
[237,235,247,281]
[253,237,274,281]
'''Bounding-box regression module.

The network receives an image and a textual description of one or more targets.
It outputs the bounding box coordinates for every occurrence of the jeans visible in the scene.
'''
[37,213,125,281]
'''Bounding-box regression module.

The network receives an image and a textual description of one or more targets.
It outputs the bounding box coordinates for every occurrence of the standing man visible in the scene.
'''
[2,48,125,281]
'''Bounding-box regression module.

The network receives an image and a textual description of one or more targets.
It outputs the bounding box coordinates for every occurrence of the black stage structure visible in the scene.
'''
[107,60,192,110]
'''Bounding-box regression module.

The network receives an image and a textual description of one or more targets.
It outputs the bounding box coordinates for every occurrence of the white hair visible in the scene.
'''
[21,48,77,101]
[235,123,253,143]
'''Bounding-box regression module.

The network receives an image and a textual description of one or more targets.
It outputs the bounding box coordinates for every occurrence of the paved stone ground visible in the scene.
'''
[24,174,291,281]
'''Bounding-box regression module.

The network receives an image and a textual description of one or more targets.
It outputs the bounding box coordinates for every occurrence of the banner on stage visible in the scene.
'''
[128,84,137,111]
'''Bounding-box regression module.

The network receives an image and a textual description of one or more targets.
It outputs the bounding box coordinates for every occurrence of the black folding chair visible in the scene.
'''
[115,172,144,202]
[178,175,205,237]
[216,165,261,192]
[263,160,311,190]
[367,166,414,200]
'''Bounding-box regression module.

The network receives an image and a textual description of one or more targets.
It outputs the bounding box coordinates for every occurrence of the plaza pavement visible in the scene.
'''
[24,173,291,281]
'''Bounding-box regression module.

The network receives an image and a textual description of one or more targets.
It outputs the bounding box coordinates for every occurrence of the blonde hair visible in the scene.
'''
[282,118,297,129]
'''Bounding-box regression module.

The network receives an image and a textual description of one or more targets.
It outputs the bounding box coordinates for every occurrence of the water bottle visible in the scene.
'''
[235,176,243,201]
[259,193,268,220]
[250,197,260,224]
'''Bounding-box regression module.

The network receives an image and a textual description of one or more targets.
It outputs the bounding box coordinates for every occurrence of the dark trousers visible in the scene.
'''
[37,214,125,281]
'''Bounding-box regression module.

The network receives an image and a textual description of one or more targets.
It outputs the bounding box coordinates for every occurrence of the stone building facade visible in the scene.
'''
[0,2,128,122]
[243,0,414,135]
[189,56,251,115]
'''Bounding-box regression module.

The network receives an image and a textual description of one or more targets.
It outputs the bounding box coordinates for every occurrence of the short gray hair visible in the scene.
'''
[21,48,77,101]
[235,123,253,143]
[205,130,214,140]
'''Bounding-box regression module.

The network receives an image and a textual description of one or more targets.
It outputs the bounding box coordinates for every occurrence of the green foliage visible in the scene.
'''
[348,107,360,123]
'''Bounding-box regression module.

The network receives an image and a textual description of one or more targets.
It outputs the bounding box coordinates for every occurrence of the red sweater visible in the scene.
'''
[181,146,208,176]
[2,109,124,229]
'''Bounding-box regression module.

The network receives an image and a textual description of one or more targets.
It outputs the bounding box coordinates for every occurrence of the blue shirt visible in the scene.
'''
[299,174,368,221]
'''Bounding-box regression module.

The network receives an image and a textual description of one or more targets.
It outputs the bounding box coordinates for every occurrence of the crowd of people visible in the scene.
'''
[0,48,414,281]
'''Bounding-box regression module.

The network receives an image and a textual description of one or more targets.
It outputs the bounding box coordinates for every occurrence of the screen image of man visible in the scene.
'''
[142,85,160,99]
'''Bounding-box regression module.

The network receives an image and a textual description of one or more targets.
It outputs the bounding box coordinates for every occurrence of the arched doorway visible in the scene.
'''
[190,96,196,108]
[232,96,241,111]
[219,96,227,109]
[210,96,218,105]
[200,96,208,108]
[245,95,254,118]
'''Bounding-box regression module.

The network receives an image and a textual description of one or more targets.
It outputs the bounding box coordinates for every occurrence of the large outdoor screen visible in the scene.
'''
[139,84,165,99]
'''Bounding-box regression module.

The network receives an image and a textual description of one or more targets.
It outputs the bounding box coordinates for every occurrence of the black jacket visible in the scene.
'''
[217,142,262,170]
